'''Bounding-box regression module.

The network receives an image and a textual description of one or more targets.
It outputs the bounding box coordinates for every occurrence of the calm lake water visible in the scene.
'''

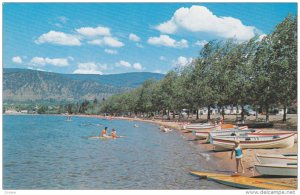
[3,115,231,189]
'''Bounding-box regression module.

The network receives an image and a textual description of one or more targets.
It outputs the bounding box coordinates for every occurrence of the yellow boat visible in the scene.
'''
[190,171,296,190]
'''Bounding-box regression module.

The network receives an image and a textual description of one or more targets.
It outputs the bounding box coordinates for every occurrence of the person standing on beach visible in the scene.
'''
[100,127,108,137]
[231,140,245,173]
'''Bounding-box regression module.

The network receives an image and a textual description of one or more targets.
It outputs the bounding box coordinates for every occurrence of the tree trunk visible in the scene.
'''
[172,110,175,119]
[283,105,287,123]
[241,104,245,123]
[222,106,225,120]
[265,105,269,122]
[207,105,211,120]
[196,109,199,120]
[255,106,258,121]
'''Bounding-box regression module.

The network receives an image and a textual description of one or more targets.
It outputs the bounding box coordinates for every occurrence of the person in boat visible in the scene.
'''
[111,128,118,139]
[100,127,108,137]
[231,140,245,173]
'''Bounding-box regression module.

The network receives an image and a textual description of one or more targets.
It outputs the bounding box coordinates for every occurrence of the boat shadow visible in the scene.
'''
[252,175,297,179]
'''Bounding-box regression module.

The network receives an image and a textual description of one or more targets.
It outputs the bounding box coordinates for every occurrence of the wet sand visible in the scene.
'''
[76,114,298,189]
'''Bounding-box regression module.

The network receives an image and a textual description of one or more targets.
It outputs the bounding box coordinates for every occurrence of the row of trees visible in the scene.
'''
[99,15,297,122]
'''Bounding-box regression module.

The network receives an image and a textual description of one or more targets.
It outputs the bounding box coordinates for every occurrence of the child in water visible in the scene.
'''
[111,128,118,139]
[231,140,245,173]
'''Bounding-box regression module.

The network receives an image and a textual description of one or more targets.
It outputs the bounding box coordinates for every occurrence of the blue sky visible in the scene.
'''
[3,3,297,75]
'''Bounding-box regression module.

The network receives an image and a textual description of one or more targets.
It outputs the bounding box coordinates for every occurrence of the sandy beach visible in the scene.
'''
[75,114,297,188]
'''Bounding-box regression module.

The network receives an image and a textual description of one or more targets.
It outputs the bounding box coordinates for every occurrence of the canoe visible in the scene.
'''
[190,171,296,190]
[212,133,295,151]
[255,163,297,176]
[256,154,297,164]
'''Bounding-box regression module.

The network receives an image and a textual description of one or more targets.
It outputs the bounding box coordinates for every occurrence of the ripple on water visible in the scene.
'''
[3,115,231,189]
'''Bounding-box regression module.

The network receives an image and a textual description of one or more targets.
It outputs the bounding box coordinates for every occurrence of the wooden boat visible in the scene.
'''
[248,132,297,143]
[190,171,296,190]
[191,124,242,140]
[256,154,297,164]
[255,163,297,176]
[212,133,295,151]
[183,123,211,129]
[207,129,257,143]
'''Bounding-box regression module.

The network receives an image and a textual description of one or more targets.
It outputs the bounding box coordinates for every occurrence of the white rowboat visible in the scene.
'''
[255,163,297,177]
[212,133,295,151]
[256,154,297,164]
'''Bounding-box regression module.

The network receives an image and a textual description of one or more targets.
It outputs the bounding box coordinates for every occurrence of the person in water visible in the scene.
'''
[231,140,245,173]
[111,128,118,139]
[100,127,108,137]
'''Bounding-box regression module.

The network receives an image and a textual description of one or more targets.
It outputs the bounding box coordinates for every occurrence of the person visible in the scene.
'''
[111,128,118,139]
[100,127,108,137]
[231,140,245,173]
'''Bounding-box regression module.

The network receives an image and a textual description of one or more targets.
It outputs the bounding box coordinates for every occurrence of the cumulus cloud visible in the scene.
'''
[73,62,107,74]
[88,37,124,48]
[159,56,166,61]
[35,31,81,46]
[76,26,111,37]
[155,5,258,41]
[136,43,144,48]
[29,57,70,67]
[133,63,142,70]
[147,35,188,48]
[12,56,23,64]
[173,56,193,67]
[116,60,142,70]
[104,49,118,54]
[116,60,131,68]
[195,40,208,47]
[129,33,141,42]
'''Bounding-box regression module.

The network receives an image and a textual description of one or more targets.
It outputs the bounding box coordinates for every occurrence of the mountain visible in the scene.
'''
[3,68,164,102]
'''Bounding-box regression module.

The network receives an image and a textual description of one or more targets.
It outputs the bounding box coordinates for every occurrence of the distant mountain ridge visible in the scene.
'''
[3,68,164,102]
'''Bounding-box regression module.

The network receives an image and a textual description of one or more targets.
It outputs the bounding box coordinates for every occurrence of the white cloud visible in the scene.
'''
[258,34,267,41]
[104,49,118,55]
[173,56,193,67]
[73,62,107,74]
[136,43,144,48]
[88,37,124,48]
[133,63,142,70]
[147,35,188,48]
[159,56,166,61]
[155,5,258,41]
[154,69,163,74]
[116,60,131,68]
[76,26,111,37]
[28,67,46,72]
[12,56,22,64]
[195,40,208,47]
[29,57,70,67]
[129,33,141,42]
[35,31,81,46]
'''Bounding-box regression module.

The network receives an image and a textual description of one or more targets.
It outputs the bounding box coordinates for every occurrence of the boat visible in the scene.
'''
[207,129,257,143]
[191,124,240,140]
[255,163,297,177]
[190,171,296,189]
[256,154,297,164]
[212,133,295,151]
[183,123,211,129]
[248,132,297,143]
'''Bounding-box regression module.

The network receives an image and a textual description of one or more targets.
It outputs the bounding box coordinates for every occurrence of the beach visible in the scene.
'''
[78,114,297,188]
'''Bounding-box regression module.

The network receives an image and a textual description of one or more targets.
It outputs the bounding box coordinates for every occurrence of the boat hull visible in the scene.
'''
[257,154,297,164]
[255,164,297,176]
[212,134,295,151]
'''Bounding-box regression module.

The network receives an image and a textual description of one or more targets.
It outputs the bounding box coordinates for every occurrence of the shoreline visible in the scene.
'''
[75,114,298,188]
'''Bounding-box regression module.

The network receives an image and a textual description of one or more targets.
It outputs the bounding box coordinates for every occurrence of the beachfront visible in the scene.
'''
[86,113,297,189]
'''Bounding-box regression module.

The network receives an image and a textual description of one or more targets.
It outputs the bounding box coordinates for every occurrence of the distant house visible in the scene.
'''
[20,110,28,114]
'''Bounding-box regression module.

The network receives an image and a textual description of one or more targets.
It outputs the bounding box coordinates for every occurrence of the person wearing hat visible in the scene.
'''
[231,140,245,173]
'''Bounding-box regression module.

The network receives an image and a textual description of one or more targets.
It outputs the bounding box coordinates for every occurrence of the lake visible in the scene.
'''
[3,115,230,189]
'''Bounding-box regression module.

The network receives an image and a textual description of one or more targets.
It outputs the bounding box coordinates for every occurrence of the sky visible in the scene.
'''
[3,3,297,75]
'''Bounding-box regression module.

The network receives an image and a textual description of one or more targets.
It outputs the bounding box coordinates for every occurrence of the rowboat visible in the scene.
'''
[207,129,257,143]
[182,123,211,130]
[192,125,247,140]
[212,133,295,151]
[190,171,296,189]
[255,163,297,176]
[248,132,297,143]
[256,154,297,164]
